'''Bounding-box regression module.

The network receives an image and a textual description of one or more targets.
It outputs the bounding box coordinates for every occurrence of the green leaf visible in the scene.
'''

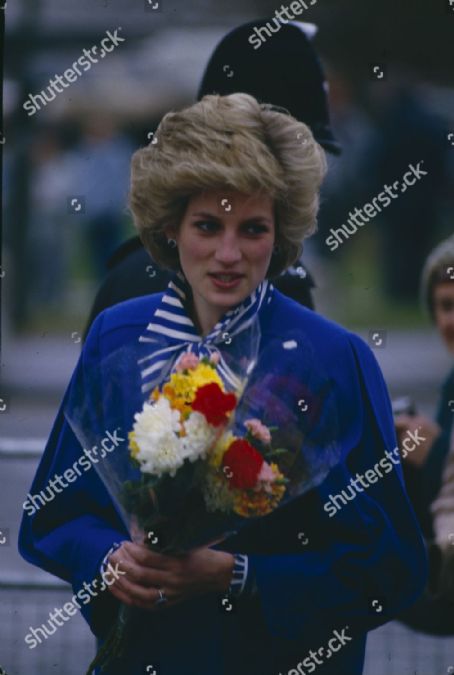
[265,447,289,456]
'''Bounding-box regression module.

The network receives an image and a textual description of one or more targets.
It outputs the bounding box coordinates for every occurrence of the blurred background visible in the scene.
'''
[1,0,454,673]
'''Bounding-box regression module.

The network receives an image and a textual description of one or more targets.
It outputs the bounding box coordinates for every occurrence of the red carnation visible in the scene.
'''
[222,439,264,490]
[191,382,237,426]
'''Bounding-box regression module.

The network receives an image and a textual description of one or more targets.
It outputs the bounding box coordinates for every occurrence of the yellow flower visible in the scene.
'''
[232,463,286,517]
[128,430,140,459]
[162,384,190,420]
[160,363,225,419]
[209,431,237,468]
[173,364,224,397]
[149,386,160,402]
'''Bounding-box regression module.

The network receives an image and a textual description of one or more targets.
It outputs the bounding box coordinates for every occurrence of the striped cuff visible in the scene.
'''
[99,540,127,577]
[228,554,257,597]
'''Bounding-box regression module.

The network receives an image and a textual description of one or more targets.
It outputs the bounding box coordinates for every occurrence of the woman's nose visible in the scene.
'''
[214,237,242,262]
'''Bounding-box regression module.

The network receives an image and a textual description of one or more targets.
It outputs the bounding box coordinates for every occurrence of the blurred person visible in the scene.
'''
[83,19,341,338]
[19,94,426,675]
[395,234,454,531]
[365,78,449,301]
[396,233,454,634]
[315,68,375,256]
[26,128,74,312]
[422,235,454,604]
[72,117,134,280]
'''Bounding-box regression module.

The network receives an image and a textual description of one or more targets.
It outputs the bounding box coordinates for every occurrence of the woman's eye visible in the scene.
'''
[195,220,217,233]
[438,299,454,312]
[244,224,268,235]
[193,221,269,235]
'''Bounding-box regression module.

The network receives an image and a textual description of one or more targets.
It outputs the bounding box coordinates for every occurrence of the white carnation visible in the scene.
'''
[180,412,218,463]
[132,398,183,476]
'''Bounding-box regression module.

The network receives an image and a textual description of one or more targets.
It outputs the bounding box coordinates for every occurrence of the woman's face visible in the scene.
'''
[169,189,275,333]
[434,281,454,354]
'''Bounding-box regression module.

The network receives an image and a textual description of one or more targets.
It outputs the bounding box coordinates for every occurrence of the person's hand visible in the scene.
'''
[105,541,235,611]
[394,414,441,467]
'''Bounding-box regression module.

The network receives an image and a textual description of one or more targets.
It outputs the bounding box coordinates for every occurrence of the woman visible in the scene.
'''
[395,236,454,635]
[19,93,426,675]
[83,17,338,337]
[396,234,454,633]
[395,233,454,530]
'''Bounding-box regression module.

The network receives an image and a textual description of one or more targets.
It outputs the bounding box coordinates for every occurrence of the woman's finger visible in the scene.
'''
[111,554,169,589]
[122,541,174,570]
[109,571,175,608]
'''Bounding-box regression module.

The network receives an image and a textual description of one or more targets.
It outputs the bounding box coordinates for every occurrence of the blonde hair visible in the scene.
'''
[129,93,327,277]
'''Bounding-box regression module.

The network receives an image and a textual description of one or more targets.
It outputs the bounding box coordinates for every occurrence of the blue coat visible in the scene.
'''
[18,289,427,674]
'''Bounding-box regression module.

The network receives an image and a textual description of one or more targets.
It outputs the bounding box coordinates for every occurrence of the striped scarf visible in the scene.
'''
[137,270,274,394]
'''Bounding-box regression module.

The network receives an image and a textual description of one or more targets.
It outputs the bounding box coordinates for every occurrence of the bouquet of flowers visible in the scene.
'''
[123,348,289,556]
[64,318,341,673]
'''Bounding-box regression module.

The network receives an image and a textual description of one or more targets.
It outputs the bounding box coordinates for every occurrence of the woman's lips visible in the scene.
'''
[208,273,244,289]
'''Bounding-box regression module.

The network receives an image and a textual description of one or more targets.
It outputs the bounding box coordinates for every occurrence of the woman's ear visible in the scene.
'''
[164,226,177,242]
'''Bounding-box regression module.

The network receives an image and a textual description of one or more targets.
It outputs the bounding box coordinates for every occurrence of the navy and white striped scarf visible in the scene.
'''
[137,270,274,394]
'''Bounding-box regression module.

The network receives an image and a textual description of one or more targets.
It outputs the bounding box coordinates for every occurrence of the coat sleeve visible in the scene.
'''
[18,311,128,636]
[247,331,428,641]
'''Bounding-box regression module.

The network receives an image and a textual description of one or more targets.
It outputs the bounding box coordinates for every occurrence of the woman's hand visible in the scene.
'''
[105,541,235,611]
[394,414,441,467]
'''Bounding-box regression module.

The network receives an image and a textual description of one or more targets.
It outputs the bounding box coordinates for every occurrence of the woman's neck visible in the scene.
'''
[185,289,217,338]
